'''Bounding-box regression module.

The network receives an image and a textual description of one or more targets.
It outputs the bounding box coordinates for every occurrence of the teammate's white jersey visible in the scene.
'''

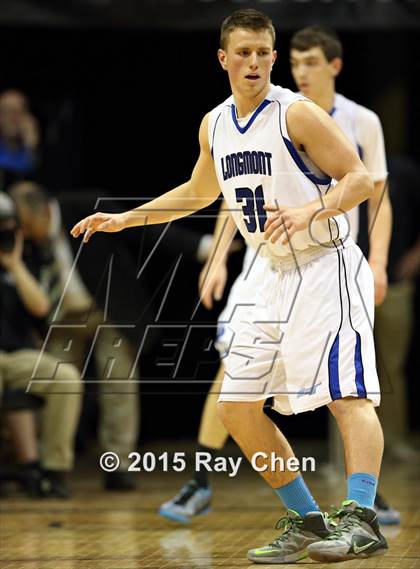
[208,85,351,263]
[329,93,388,240]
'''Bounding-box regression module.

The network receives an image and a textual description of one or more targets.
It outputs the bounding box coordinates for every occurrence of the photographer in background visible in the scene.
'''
[0,89,40,192]
[0,192,82,498]
[9,181,141,491]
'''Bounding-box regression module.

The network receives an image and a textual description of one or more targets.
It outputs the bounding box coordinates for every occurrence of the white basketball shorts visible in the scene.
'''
[218,243,380,415]
[215,246,268,356]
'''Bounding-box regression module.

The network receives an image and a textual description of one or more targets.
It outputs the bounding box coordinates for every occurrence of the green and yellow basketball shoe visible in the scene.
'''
[247,509,331,564]
[307,499,388,562]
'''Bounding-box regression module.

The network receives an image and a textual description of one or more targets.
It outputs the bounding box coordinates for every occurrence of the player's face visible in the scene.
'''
[218,28,276,100]
[290,47,341,99]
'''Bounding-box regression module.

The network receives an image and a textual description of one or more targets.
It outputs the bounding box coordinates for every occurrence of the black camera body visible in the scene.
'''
[0,192,18,253]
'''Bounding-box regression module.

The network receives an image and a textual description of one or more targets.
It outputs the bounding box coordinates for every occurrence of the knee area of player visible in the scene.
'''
[329,396,375,419]
[195,452,243,478]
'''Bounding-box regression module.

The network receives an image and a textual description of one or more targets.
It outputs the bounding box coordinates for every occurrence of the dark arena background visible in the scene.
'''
[1,1,419,568]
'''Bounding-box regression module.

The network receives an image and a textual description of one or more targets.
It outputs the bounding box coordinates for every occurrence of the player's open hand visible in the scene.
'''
[264,203,310,245]
[71,212,127,243]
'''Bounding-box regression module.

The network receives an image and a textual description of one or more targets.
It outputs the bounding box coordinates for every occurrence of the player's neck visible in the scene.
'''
[311,87,336,114]
[233,85,271,118]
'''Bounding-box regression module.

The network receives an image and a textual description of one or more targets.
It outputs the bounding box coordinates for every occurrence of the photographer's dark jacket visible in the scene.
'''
[0,242,59,352]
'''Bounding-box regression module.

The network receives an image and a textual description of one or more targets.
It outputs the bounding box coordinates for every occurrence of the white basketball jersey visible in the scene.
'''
[329,93,388,240]
[208,85,349,262]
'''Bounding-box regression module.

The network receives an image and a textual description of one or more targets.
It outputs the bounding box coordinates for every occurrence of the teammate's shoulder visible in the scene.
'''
[334,92,357,111]
[356,104,382,129]
[335,92,381,127]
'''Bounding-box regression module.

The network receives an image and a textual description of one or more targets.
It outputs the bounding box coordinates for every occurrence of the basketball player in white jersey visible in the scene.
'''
[160,25,397,527]
[71,9,388,563]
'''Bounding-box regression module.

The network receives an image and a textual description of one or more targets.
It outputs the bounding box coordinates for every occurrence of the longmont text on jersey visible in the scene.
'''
[221,150,272,181]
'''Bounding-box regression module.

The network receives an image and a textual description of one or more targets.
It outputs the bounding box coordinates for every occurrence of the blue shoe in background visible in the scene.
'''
[159,480,212,524]
[374,493,401,525]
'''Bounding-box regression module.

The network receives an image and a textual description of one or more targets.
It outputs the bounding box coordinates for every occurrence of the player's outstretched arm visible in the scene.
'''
[71,114,221,242]
[264,101,373,244]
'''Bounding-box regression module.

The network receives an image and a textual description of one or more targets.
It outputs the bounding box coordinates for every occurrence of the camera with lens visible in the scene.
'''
[0,192,19,253]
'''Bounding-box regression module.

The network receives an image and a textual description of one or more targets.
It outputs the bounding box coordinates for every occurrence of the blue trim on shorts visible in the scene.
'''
[328,334,342,400]
[341,251,368,399]
[354,331,367,398]
[328,249,344,400]
[216,324,225,339]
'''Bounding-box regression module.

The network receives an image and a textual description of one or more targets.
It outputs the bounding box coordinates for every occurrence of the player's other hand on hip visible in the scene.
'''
[263,203,310,245]
[199,259,228,309]
[71,212,127,243]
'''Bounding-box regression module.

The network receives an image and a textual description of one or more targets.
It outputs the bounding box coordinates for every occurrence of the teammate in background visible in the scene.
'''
[289,26,391,305]
[71,10,388,564]
[160,24,398,527]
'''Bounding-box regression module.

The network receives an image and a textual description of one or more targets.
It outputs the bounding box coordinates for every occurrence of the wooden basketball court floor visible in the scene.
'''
[1,442,419,569]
